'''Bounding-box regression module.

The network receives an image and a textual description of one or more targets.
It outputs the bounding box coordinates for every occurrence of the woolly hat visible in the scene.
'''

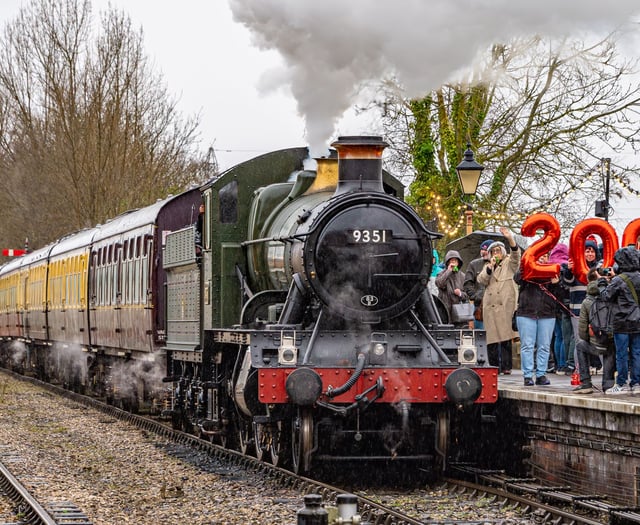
[585,237,598,252]
[487,241,507,257]
[549,243,569,264]
[479,239,493,251]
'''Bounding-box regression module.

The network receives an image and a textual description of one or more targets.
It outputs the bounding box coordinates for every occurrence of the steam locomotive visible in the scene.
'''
[0,135,497,474]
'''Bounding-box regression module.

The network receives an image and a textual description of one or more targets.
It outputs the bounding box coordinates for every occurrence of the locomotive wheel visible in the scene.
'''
[436,410,450,473]
[180,414,194,434]
[253,422,265,461]
[291,409,313,474]
[269,421,287,467]
[236,419,253,456]
[253,421,286,466]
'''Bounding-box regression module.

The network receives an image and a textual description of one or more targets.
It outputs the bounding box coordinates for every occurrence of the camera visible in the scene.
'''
[597,267,612,276]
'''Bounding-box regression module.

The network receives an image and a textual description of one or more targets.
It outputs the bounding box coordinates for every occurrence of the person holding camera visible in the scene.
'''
[435,249,469,327]
[599,246,640,394]
[477,227,520,374]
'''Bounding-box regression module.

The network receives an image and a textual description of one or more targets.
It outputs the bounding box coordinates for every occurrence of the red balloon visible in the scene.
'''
[569,218,619,284]
[520,212,561,280]
[622,218,640,248]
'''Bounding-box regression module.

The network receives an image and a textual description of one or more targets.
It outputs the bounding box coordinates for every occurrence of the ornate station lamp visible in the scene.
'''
[456,144,485,234]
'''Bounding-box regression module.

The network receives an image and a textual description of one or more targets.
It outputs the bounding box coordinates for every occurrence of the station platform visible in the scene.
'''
[494,368,640,506]
[498,368,640,415]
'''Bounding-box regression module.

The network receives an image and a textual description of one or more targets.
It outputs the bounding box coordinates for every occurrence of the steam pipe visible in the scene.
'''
[400,400,410,434]
[325,353,366,398]
[389,400,411,457]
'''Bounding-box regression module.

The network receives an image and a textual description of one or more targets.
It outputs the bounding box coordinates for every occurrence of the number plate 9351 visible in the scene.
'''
[348,229,392,243]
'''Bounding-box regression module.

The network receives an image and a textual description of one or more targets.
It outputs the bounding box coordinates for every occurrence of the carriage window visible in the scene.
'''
[111,265,118,305]
[134,260,140,303]
[141,259,149,305]
[97,267,103,305]
[143,235,151,256]
[218,180,238,224]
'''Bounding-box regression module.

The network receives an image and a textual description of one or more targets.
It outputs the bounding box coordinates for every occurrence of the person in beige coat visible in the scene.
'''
[477,227,521,373]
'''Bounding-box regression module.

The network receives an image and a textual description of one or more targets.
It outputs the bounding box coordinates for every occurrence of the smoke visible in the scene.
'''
[229,0,639,156]
[51,343,88,385]
[108,351,167,401]
[7,340,27,366]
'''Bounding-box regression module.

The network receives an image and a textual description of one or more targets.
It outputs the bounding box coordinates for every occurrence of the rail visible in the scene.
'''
[0,460,58,525]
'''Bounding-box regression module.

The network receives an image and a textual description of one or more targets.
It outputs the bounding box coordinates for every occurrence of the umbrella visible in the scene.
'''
[444,231,505,272]
[444,230,529,272]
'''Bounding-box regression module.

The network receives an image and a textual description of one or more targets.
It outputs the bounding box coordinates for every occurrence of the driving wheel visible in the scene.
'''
[436,410,450,473]
[291,408,313,474]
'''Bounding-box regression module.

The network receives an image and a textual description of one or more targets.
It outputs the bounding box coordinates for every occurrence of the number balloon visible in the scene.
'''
[569,218,619,284]
[520,212,561,280]
[622,218,640,248]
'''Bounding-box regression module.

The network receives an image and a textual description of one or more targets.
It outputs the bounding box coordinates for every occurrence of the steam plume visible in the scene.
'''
[229,0,639,155]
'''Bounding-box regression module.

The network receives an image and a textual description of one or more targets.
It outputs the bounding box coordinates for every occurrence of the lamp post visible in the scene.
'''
[594,157,611,221]
[456,144,485,235]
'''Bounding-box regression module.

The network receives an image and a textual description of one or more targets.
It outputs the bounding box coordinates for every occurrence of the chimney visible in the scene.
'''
[330,136,388,195]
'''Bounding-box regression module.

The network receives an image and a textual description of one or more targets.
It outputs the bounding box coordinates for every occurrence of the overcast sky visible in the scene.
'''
[0,0,638,234]
[0,1,312,169]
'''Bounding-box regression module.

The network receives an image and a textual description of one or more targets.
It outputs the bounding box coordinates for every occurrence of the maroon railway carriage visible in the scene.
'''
[0,189,201,400]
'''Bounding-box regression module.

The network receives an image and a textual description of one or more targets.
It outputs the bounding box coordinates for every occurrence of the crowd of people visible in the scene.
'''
[432,230,640,395]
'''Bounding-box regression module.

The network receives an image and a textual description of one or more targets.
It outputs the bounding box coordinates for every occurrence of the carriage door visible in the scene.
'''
[115,241,124,350]
[88,249,98,349]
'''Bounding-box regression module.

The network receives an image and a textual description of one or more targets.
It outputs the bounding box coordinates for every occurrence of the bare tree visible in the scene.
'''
[374,34,640,242]
[0,0,208,251]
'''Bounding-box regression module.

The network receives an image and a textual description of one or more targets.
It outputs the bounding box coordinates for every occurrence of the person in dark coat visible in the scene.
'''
[571,268,616,394]
[463,239,493,329]
[514,251,562,386]
[599,246,640,394]
[435,249,468,327]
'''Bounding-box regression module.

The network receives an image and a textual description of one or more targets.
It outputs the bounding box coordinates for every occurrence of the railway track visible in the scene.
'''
[449,464,640,525]
[0,459,92,525]
[3,368,638,524]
